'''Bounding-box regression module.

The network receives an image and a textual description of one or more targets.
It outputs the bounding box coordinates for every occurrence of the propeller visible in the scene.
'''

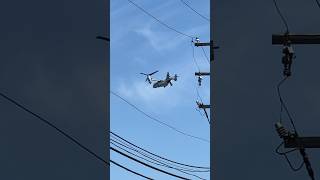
[140,71,158,76]
[149,70,159,75]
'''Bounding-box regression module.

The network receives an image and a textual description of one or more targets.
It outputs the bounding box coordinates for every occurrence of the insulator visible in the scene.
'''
[275,122,289,138]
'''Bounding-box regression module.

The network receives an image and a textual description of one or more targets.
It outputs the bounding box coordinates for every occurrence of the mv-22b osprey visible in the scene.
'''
[140,71,178,88]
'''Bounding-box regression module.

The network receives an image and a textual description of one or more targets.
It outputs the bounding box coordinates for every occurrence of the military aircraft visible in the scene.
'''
[140,71,159,84]
[152,72,178,88]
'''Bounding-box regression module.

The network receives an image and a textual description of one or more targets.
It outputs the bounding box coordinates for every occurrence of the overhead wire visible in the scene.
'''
[200,47,210,64]
[111,147,192,180]
[283,154,305,171]
[195,86,210,124]
[0,91,109,166]
[271,0,307,172]
[110,138,209,173]
[277,77,298,132]
[191,39,201,72]
[275,77,304,171]
[127,0,195,39]
[275,77,315,174]
[110,131,210,170]
[275,142,305,171]
[191,38,210,124]
[0,90,206,179]
[110,91,209,143]
[110,140,205,174]
[179,0,209,22]
[110,160,154,180]
[272,0,290,33]
[195,107,207,119]
[111,141,207,180]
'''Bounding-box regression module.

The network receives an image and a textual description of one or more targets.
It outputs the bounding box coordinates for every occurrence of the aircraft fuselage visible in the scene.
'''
[153,80,170,88]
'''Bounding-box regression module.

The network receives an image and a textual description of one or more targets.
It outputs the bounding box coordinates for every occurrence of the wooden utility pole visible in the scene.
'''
[210,0,214,179]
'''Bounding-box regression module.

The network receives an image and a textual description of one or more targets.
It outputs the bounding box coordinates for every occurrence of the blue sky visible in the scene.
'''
[110,0,210,179]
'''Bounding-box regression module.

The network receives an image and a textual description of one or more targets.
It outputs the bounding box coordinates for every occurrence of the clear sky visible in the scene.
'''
[110,0,210,179]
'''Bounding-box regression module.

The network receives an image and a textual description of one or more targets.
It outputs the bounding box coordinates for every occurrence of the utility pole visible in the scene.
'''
[210,0,214,179]
[272,33,320,180]
[192,3,215,177]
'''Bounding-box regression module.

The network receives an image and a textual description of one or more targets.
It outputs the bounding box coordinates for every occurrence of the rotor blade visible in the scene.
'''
[149,70,159,75]
[140,73,148,75]
[169,81,173,86]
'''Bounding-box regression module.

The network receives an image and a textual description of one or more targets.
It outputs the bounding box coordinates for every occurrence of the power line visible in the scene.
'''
[191,40,201,71]
[127,0,195,39]
[110,91,209,143]
[110,131,210,170]
[111,138,209,174]
[111,139,208,173]
[111,147,191,180]
[277,77,298,132]
[0,92,109,166]
[195,88,210,124]
[200,47,210,64]
[275,142,304,171]
[180,0,209,22]
[111,160,154,180]
[111,141,207,180]
[272,0,290,33]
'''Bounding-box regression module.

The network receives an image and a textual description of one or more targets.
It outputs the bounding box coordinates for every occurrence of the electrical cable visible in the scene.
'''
[277,77,298,132]
[127,0,195,39]
[192,39,201,72]
[191,39,210,124]
[0,92,109,166]
[196,87,204,105]
[110,91,209,143]
[283,154,305,172]
[111,141,207,180]
[275,141,297,155]
[276,78,316,175]
[195,82,210,124]
[272,0,290,33]
[195,108,206,119]
[180,0,209,22]
[200,47,210,64]
[111,146,192,180]
[275,141,304,171]
[111,139,209,173]
[110,159,154,180]
[110,131,210,170]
